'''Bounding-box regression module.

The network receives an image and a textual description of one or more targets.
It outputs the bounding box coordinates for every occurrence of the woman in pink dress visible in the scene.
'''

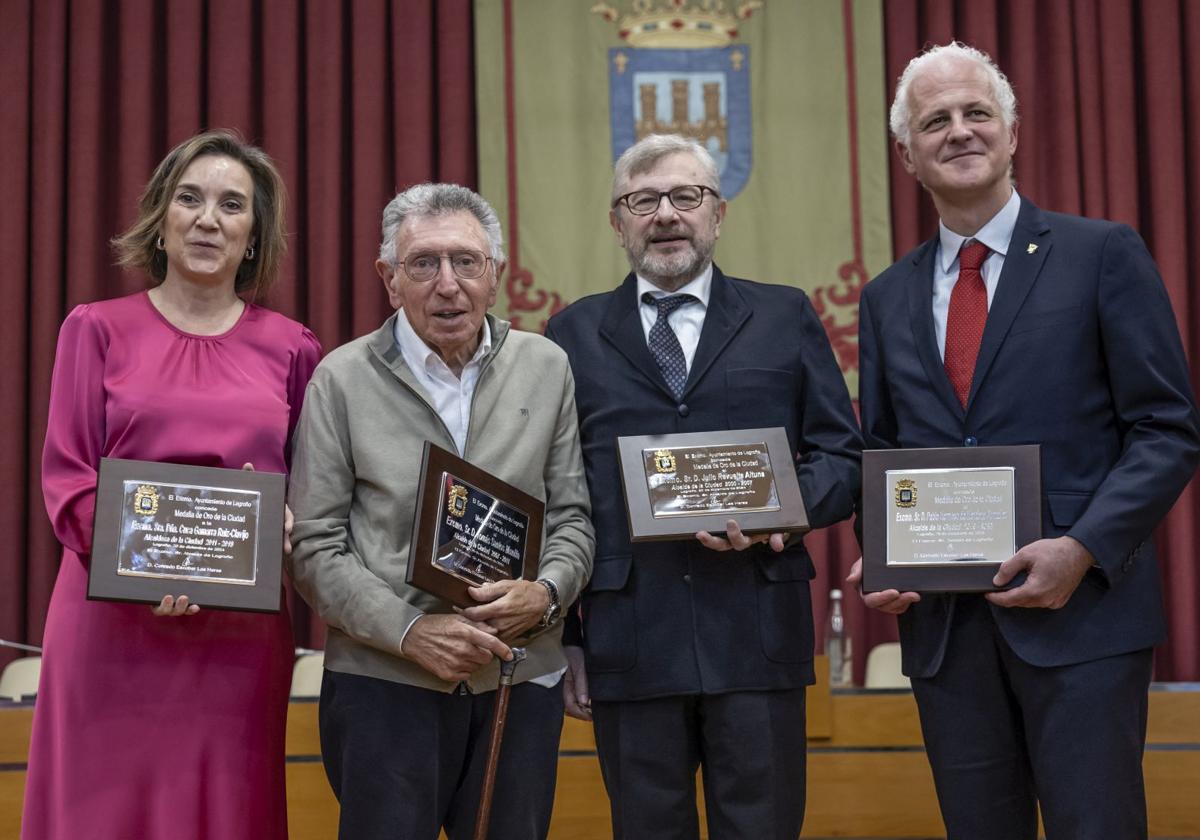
[22,130,321,840]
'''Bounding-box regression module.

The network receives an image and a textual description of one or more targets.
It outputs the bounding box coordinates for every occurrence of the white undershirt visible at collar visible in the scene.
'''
[636,263,712,371]
[932,189,1021,359]
[392,307,492,456]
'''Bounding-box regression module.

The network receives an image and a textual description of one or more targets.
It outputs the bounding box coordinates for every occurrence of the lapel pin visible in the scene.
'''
[1026,243,1038,254]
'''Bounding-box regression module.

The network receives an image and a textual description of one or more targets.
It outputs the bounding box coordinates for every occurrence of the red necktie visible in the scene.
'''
[944,240,990,408]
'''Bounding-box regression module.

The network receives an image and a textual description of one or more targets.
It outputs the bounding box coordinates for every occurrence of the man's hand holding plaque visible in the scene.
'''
[985,536,1095,609]
[461,579,552,642]
[845,558,920,614]
[696,518,789,553]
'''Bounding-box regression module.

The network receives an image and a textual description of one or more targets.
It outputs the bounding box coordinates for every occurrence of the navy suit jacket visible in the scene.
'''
[859,196,1200,678]
[545,267,861,702]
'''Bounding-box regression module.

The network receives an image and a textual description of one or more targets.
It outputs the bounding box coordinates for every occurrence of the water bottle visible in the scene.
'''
[826,588,852,687]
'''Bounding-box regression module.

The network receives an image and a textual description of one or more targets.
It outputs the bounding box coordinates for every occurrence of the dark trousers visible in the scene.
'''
[911,595,1153,840]
[318,670,564,840]
[592,689,807,840]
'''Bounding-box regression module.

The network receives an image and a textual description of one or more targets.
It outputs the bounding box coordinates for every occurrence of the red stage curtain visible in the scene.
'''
[882,0,1200,680]
[0,0,475,665]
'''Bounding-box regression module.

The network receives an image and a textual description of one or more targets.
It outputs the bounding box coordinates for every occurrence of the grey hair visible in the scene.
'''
[889,42,1018,147]
[612,134,721,202]
[378,183,506,266]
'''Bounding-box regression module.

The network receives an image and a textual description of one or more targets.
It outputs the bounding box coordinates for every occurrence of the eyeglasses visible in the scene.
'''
[613,184,720,216]
[400,250,493,282]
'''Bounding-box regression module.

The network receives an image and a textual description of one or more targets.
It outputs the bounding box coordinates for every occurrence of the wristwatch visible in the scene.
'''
[536,578,561,628]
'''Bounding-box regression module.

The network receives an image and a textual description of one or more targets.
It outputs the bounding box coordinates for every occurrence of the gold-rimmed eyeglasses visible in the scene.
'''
[400,250,493,282]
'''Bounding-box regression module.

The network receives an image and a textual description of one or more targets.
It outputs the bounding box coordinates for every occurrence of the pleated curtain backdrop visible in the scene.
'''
[0,0,475,661]
[883,0,1200,679]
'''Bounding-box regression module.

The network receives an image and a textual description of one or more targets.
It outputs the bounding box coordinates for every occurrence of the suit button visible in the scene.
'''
[683,574,692,584]
[678,403,689,417]
[964,436,978,447]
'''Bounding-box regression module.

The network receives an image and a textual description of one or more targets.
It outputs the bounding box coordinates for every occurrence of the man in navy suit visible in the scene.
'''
[849,43,1200,839]
[545,134,860,839]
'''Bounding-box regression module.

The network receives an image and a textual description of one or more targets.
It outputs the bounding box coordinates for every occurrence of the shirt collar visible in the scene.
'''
[392,306,492,374]
[636,262,713,307]
[938,189,1022,273]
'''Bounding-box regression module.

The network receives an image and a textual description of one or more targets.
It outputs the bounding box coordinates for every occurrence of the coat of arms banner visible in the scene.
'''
[476,0,892,390]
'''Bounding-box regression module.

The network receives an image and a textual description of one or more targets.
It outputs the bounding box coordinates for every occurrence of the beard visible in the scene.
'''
[625,226,717,291]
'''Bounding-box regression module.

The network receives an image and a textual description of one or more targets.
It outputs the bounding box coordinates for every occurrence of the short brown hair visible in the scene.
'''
[111,129,288,299]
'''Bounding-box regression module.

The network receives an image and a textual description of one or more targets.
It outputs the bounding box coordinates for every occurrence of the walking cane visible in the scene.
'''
[472,646,527,840]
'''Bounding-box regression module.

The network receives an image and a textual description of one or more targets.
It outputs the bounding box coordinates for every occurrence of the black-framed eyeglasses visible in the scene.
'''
[613,184,720,216]
[400,250,493,282]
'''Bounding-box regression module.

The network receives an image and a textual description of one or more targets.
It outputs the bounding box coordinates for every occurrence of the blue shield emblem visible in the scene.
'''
[609,46,752,199]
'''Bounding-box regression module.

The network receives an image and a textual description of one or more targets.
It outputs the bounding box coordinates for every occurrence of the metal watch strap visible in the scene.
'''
[536,578,560,627]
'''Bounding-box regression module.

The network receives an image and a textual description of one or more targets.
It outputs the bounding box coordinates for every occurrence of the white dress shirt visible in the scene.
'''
[637,263,712,372]
[393,307,492,456]
[932,189,1021,359]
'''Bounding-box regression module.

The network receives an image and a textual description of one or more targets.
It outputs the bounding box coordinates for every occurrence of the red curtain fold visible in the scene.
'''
[883,0,1200,680]
[0,0,475,666]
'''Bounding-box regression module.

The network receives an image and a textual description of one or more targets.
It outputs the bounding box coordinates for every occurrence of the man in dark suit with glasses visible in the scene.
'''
[545,133,861,839]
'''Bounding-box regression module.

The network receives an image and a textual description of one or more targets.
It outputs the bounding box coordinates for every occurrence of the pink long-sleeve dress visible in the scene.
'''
[22,291,321,840]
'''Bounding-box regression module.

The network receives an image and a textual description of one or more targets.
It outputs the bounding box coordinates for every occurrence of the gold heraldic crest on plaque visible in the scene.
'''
[894,478,917,508]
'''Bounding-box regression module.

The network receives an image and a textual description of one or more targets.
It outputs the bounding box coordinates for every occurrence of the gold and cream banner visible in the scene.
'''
[475,0,892,390]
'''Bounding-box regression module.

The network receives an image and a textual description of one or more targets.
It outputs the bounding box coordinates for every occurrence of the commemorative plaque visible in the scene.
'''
[617,427,808,542]
[407,442,544,609]
[861,445,1042,593]
[89,458,285,612]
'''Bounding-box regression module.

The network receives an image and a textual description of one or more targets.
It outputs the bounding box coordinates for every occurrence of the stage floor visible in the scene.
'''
[3,659,1198,838]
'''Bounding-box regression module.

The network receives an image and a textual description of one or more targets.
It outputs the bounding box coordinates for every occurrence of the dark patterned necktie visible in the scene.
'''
[643,292,697,399]
[944,240,990,408]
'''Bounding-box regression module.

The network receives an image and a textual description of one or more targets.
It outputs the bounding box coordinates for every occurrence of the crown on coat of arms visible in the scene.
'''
[592,0,763,48]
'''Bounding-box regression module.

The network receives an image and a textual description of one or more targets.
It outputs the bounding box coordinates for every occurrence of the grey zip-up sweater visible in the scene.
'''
[288,312,594,692]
